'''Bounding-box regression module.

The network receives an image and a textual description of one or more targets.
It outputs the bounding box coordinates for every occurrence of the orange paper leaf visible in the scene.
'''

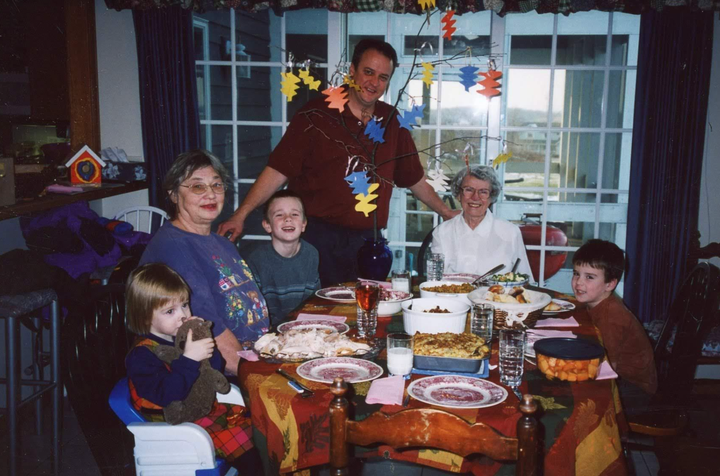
[322,86,349,112]
[477,70,502,98]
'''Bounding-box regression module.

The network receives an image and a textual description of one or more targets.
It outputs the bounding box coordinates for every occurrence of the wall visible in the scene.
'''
[698,13,720,270]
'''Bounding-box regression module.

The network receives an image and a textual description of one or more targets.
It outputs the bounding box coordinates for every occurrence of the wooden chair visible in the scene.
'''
[328,378,540,476]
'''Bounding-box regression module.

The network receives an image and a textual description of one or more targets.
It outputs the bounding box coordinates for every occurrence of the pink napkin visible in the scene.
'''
[359,279,392,289]
[296,313,347,323]
[366,376,405,405]
[596,361,619,380]
[527,329,577,339]
[46,184,84,194]
[237,350,259,362]
[534,316,580,328]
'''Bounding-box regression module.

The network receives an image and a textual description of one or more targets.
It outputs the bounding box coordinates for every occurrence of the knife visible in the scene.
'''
[276,369,314,397]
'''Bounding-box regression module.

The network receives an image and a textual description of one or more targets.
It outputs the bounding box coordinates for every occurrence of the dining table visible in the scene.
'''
[237,286,630,476]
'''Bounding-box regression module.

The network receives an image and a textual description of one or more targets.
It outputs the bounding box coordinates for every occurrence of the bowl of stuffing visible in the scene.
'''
[468,285,551,330]
[418,281,477,305]
[377,289,413,317]
[401,297,470,334]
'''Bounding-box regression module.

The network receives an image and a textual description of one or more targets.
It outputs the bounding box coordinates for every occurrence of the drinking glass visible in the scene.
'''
[471,303,494,344]
[426,253,445,281]
[387,332,414,376]
[499,329,526,389]
[355,281,380,338]
[391,270,411,293]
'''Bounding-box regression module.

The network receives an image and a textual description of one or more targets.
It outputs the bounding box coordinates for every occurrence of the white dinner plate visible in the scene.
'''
[407,375,508,409]
[276,319,349,335]
[543,299,576,315]
[296,357,384,384]
[315,286,356,303]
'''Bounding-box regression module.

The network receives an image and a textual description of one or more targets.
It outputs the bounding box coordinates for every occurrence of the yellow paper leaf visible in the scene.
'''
[280,71,301,101]
[355,183,380,217]
[492,152,512,168]
[421,62,434,87]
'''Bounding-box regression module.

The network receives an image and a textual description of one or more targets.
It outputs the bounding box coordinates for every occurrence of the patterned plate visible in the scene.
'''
[296,357,384,384]
[442,273,481,283]
[543,299,576,315]
[315,287,356,303]
[276,319,349,334]
[407,375,508,409]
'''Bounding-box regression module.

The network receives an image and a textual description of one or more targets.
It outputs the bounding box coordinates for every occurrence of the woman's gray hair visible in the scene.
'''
[163,149,230,219]
[450,165,502,204]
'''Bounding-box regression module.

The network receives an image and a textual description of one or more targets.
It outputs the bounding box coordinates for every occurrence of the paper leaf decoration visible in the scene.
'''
[280,71,301,101]
[492,152,512,168]
[343,74,361,92]
[459,66,479,92]
[322,86,348,112]
[364,118,386,144]
[426,169,450,192]
[477,70,503,98]
[397,104,426,131]
[418,0,436,10]
[355,183,380,217]
[441,10,457,40]
[344,171,372,195]
[298,69,321,91]
[421,62,434,87]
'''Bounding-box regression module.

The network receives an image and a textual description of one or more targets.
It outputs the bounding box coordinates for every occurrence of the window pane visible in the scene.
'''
[602,133,632,191]
[402,67,436,125]
[546,195,597,246]
[405,213,434,242]
[442,36,491,58]
[553,70,604,128]
[439,70,489,126]
[553,132,600,190]
[194,11,230,61]
[605,70,636,129]
[556,36,607,66]
[503,131,548,201]
[391,14,432,62]
[409,129,435,170]
[198,65,232,121]
[287,67,327,120]
[509,36,552,65]
[286,10,329,63]
[439,130,486,178]
[200,124,234,170]
[237,125,282,179]
[237,66,281,122]
[236,10,280,62]
[612,13,640,66]
[505,69,551,127]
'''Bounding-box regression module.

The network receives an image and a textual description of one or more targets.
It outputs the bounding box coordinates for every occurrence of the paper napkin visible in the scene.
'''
[534,316,580,328]
[237,350,259,361]
[296,313,347,323]
[366,375,405,405]
[596,361,619,380]
[527,329,577,339]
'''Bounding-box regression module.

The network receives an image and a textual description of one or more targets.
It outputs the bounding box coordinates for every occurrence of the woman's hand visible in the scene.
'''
[183,329,215,362]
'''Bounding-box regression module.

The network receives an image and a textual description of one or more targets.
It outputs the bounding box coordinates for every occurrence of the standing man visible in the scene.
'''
[218,39,458,286]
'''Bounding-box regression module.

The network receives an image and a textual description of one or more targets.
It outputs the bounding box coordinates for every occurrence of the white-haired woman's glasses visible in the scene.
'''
[461,186,491,198]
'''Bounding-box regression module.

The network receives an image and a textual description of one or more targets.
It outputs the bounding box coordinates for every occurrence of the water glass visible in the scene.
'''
[387,332,414,376]
[426,253,445,281]
[391,270,411,293]
[355,282,379,338]
[499,329,526,388]
[471,303,494,344]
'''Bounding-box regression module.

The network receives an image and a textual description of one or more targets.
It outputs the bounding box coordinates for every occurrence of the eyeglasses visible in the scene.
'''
[179,182,227,195]
[461,186,491,198]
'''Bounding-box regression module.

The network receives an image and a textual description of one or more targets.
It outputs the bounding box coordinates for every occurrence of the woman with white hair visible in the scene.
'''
[431,165,533,280]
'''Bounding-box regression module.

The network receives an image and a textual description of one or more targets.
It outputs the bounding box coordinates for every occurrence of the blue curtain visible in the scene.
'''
[133,6,200,208]
[625,9,714,323]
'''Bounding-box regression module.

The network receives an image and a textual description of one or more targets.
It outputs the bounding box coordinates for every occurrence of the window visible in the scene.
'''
[193,9,639,293]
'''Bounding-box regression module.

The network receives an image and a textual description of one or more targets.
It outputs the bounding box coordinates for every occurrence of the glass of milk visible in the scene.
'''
[387,332,414,376]
[391,270,411,293]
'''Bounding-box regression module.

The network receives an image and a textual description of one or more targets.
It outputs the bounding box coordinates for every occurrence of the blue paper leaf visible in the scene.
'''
[397,104,426,131]
[364,118,386,144]
[344,171,372,195]
[459,65,479,92]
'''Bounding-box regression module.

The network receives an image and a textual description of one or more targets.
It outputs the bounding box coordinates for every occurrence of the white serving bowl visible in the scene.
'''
[378,290,412,317]
[467,286,551,329]
[419,280,476,305]
[401,297,470,334]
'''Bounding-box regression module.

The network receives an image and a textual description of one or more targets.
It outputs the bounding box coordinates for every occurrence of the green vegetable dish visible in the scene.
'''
[490,272,529,283]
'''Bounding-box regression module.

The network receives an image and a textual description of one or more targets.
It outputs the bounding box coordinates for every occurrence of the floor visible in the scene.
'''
[1,395,660,476]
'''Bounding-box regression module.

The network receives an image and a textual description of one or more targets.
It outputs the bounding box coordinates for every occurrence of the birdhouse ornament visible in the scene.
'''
[65,145,105,186]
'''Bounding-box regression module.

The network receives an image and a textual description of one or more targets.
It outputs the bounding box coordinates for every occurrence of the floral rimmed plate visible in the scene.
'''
[296,357,384,384]
[407,375,508,409]
[543,299,576,314]
[315,287,356,303]
[276,319,350,334]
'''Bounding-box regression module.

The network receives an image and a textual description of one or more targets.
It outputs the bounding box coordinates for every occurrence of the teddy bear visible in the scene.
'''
[151,319,230,425]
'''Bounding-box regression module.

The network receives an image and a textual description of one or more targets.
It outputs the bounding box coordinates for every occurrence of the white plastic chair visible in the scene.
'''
[114,206,169,234]
[109,377,244,476]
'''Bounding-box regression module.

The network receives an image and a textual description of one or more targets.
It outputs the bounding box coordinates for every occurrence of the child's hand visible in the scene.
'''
[182,316,204,323]
[183,329,215,362]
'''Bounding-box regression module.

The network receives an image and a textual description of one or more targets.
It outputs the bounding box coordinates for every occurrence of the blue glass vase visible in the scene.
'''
[357,237,393,281]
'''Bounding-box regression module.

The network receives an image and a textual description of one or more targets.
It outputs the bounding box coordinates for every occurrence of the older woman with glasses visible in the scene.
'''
[431,165,533,280]
[140,150,269,375]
